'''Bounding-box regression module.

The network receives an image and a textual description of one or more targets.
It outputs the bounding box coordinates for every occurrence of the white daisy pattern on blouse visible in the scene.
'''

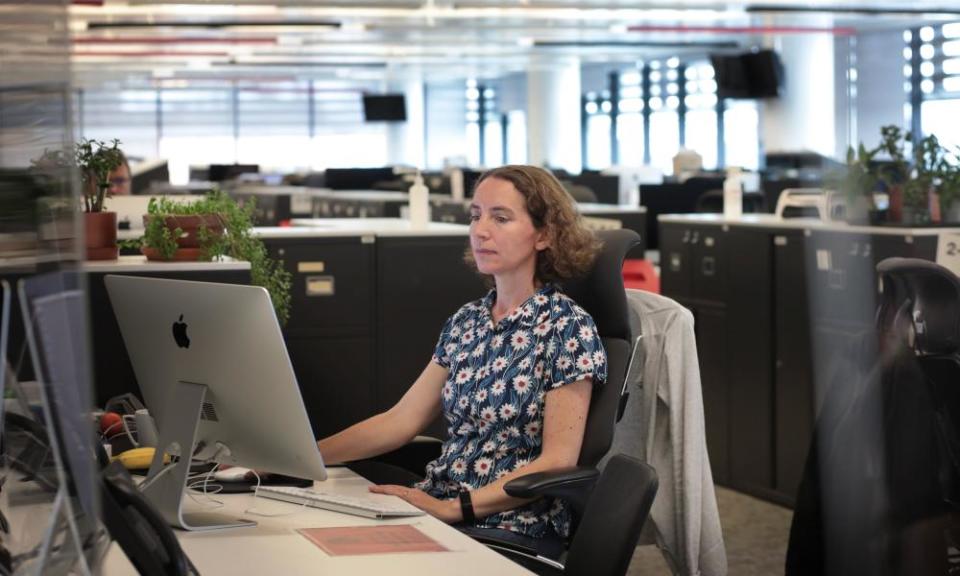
[417,285,607,541]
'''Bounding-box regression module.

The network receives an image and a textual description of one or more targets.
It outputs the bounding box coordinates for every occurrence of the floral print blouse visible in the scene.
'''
[415,284,607,540]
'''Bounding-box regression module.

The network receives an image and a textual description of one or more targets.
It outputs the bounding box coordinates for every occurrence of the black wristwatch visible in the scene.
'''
[458,490,476,524]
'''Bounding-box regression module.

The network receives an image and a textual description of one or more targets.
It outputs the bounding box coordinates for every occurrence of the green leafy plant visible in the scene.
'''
[827,142,879,209]
[139,191,292,325]
[75,138,124,213]
[939,145,960,215]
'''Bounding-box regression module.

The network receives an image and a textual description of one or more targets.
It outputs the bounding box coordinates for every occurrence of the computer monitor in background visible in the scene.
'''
[742,49,784,98]
[362,93,407,122]
[711,49,784,99]
[130,159,170,195]
[105,275,327,531]
[323,166,397,190]
[207,163,259,183]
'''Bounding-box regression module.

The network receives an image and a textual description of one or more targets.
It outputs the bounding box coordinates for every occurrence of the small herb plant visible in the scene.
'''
[139,191,292,325]
[75,138,125,213]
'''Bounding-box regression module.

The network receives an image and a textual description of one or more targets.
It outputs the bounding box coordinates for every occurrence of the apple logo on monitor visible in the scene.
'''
[172,314,190,349]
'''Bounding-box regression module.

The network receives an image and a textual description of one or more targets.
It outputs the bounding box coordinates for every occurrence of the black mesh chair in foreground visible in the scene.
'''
[788,258,960,575]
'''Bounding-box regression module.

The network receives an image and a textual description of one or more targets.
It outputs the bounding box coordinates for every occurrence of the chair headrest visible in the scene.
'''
[877,257,960,356]
[560,229,641,343]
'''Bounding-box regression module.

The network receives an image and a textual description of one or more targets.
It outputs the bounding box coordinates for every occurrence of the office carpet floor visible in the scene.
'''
[626,486,794,576]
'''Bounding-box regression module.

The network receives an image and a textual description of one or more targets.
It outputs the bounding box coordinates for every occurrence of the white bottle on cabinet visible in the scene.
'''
[408,171,430,229]
[723,167,743,219]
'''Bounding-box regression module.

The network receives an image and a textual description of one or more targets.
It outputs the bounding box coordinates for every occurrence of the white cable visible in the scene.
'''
[185,463,225,509]
[137,459,179,492]
[243,470,310,518]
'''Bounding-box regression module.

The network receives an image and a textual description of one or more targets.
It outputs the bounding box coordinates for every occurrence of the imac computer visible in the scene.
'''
[104,275,327,531]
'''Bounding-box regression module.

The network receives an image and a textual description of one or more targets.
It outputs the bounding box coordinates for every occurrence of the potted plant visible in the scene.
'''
[76,138,125,259]
[936,145,960,224]
[871,125,915,224]
[136,191,292,324]
[827,142,878,224]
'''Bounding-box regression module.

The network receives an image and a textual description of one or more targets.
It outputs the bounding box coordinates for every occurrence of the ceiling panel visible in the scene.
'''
[68,0,960,87]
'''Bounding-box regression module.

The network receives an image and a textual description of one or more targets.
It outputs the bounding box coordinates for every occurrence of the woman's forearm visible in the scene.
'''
[467,454,574,519]
[318,362,447,465]
[317,410,416,465]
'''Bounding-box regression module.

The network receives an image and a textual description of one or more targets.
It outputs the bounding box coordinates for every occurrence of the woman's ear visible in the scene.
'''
[535,229,550,252]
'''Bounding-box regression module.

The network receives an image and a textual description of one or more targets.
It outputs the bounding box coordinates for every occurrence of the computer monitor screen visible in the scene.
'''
[711,53,751,99]
[18,271,97,518]
[131,159,170,195]
[362,94,407,122]
[742,49,783,98]
[105,275,326,529]
[207,164,259,182]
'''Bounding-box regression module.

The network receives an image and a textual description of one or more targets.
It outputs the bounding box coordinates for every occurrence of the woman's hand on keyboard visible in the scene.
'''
[368,484,461,523]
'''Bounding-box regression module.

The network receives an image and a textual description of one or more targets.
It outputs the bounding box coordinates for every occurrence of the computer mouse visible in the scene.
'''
[213,466,254,482]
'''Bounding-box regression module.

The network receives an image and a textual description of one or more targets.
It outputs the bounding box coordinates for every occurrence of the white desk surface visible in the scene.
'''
[281,218,469,237]
[658,213,960,236]
[101,467,531,576]
[579,203,647,214]
[82,255,251,273]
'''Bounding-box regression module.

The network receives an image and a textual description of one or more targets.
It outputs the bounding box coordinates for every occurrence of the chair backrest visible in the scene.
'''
[564,454,659,576]
[560,228,641,467]
[877,257,960,357]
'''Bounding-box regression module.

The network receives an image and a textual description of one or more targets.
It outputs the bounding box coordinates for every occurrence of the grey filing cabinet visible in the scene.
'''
[660,218,731,484]
[259,220,477,440]
[259,228,378,439]
[660,214,954,507]
[375,233,485,437]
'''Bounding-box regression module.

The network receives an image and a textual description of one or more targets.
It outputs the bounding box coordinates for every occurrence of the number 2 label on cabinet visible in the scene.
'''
[936,232,960,277]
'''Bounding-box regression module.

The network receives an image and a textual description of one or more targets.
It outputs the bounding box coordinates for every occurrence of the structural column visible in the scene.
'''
[761,31,837,158]
[386,75,426,168]
[526,56,582,173]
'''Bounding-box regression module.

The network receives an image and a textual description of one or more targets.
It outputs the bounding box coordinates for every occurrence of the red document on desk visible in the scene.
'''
[298,525,449,556]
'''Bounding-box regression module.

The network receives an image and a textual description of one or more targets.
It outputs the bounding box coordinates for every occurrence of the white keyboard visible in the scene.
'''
[255,485,426,519]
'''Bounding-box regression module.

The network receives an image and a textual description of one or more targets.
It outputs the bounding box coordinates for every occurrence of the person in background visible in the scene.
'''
[108,151,131,196]
[318,164,606,560]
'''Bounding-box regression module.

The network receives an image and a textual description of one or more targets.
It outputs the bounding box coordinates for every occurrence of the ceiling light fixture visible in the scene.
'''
[625,24,856,36]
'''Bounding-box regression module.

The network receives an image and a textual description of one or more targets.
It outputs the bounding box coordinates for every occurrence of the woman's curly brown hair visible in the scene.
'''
[464,165,601,284]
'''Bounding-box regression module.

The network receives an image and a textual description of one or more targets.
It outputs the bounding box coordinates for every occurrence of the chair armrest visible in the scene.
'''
[503,466,599,516]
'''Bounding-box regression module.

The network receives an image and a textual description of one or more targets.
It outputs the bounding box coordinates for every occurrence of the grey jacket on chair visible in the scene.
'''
[601,289,727,576]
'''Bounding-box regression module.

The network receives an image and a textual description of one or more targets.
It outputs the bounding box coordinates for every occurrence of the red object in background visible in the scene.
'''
[99,412,123,436]
[623,259,660,294]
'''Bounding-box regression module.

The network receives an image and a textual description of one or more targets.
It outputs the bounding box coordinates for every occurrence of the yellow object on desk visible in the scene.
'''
[114,447,169,470]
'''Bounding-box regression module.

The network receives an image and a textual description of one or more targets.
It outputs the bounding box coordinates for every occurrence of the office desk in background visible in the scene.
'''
[101,467,531,576]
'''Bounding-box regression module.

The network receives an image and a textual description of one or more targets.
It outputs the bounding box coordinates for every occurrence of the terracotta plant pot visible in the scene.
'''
[141,213,226,261]
[84,211,118,260]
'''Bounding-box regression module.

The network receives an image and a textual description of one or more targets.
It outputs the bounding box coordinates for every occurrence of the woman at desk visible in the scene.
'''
[318,165,606,559]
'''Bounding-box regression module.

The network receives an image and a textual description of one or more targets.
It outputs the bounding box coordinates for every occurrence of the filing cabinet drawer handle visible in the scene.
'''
[701,256,716,277]
[305,275,335,296]
[298,261,326,273]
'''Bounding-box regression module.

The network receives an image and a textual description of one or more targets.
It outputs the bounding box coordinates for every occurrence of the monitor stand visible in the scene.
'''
[141,380,256,531]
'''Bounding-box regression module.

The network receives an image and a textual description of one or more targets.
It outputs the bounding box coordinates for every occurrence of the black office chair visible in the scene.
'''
[559,181,598,204]
[789,258,960,575]
[495,454,658,576]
